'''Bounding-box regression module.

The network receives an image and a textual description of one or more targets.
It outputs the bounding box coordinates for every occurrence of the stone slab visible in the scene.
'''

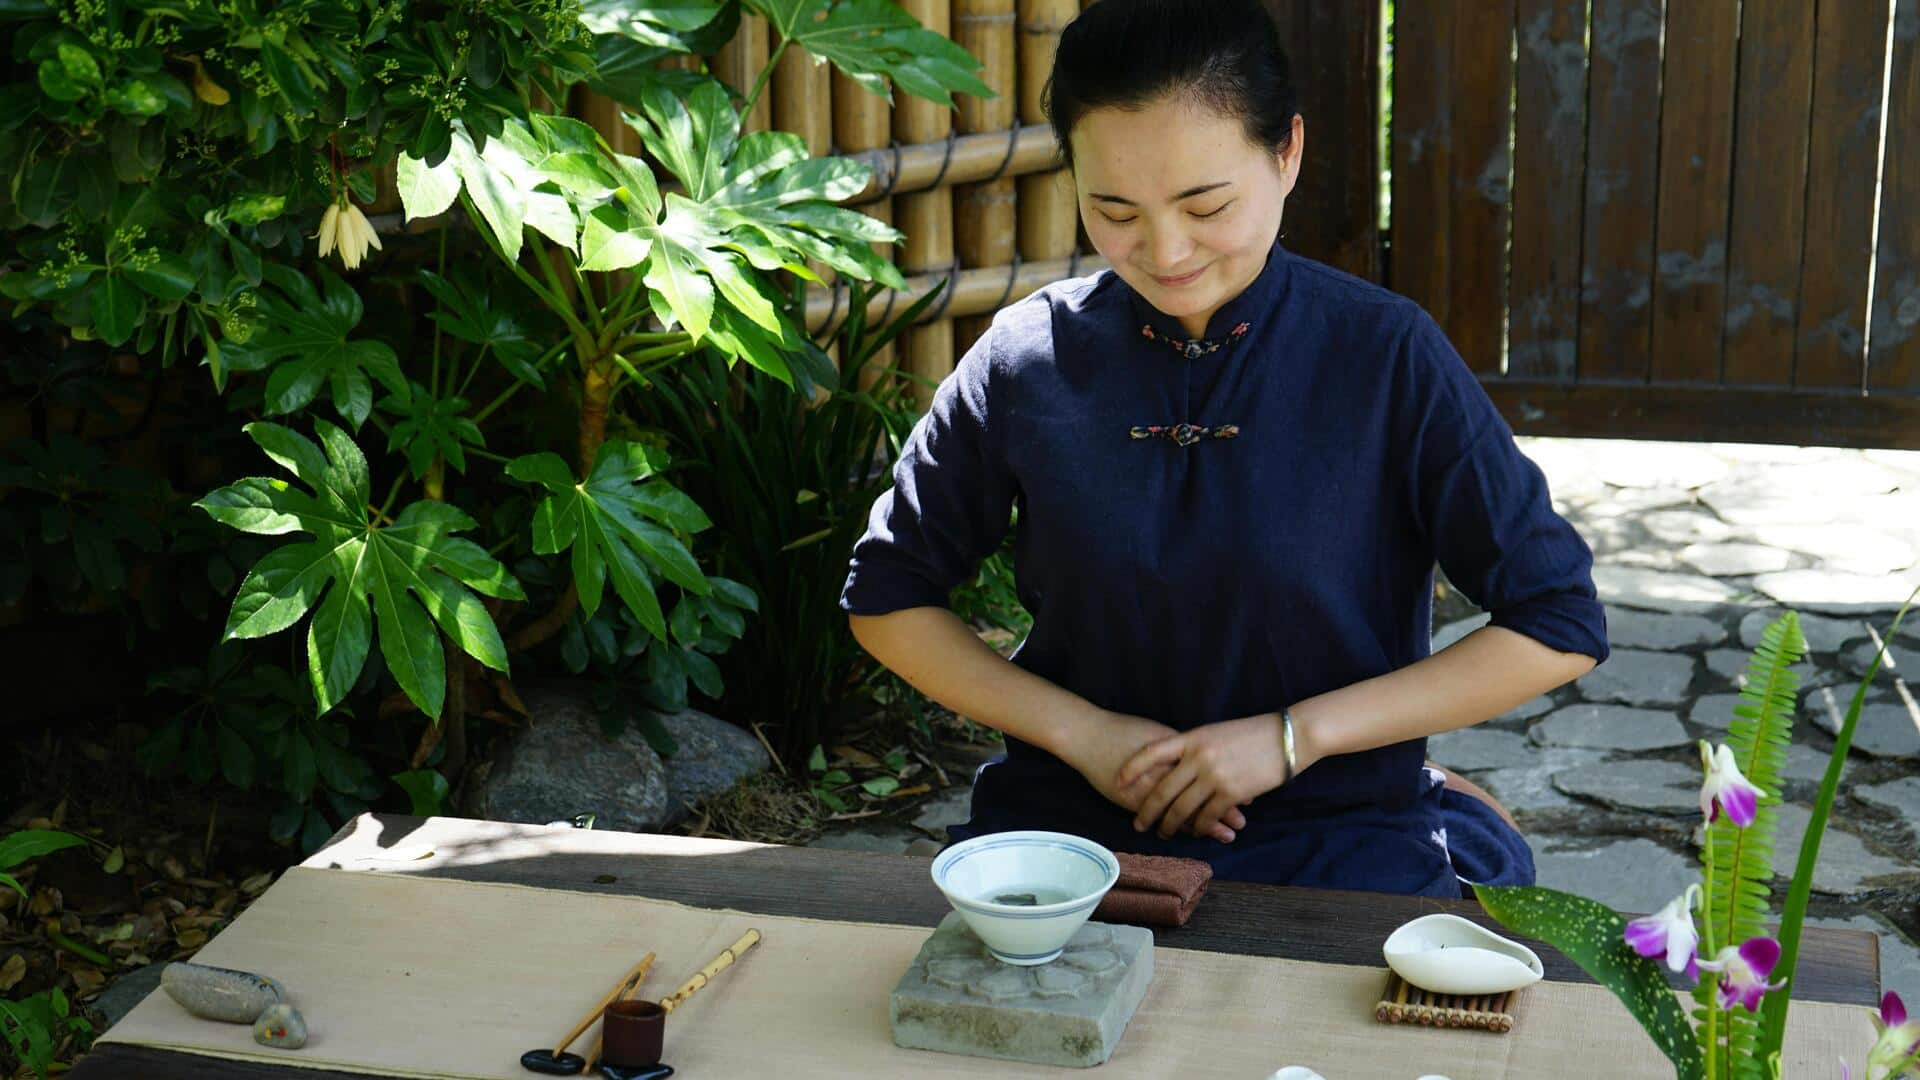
[1529,705,1691,751]
[913,788,974,836]
[1753,570,1920,613]
[1431,613,1490,654]
[1640,510,1738,547]
[1551,760,1701,816]
[1855,776,1920,827]
[1531,838,1697,916]
[1681,543,1794,578]
[1749,526,1917,576]
[891,915,1153,1068]
[1477,749,1610,816]
[1778,743,1836,785]
[1688,694,1747,731]
[1593,444,1729,490]
[808,826,919,855]
[1768,803,1920,896]
[1426,728,1536,773]
[1574,650,1698,707]
[1842,639,1920,679]
[1606,609,1727,651]
[1593,567,1742,613]
[1802,691,1920,758]
[1739,609,1867,655]
[1704,649,1752,687]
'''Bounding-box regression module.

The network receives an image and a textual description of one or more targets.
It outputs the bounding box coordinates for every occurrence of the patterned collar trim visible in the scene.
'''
[1139,321,1252,360]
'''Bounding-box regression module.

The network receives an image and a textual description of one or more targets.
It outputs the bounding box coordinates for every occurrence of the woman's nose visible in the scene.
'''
[1147,223,1194,272]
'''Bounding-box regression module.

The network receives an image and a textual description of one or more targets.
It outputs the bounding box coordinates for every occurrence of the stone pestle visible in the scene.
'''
[160,963,287,1024]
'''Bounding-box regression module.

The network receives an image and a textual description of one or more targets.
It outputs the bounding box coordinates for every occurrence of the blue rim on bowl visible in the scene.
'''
[930,831,1121,917]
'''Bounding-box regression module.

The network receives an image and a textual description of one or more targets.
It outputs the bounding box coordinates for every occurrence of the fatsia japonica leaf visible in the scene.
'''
[505,439,712,642]
[579,0,732,50]
[397,120,580,259]
[219,266,409,430]
[379,386,486,479]
[744,0,994,106]
[195,422,525,720]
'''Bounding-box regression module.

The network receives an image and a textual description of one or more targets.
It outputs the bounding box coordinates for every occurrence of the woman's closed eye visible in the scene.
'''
[1096,201,1234,225]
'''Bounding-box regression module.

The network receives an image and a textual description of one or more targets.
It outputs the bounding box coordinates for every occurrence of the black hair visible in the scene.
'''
[1044,0,1299,167]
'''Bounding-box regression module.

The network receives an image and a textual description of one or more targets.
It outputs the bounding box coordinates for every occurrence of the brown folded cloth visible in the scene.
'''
[1094,852,1213,927]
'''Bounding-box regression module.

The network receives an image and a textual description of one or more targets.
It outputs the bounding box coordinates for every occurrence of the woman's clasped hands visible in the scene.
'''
[1116,712,1302,843]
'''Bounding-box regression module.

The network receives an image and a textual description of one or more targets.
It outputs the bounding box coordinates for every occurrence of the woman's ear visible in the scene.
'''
[1277,114,1306,196]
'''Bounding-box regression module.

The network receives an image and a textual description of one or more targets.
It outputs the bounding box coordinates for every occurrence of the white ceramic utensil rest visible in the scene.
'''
[1382,914,1545,996]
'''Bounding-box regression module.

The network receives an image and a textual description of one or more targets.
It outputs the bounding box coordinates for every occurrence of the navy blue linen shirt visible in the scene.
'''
[840,242,1608,893]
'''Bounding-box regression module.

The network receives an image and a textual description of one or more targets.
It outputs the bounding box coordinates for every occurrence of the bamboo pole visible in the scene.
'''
[805,254,1109,335]
[894,0,957,404]
[772,45,832,158]
[711,12,772,133]
[1017,0,1079,261]
[834,67,899,381]
[842,125,1059,204]
[953,0,1018,358]
[660,929,763,1012]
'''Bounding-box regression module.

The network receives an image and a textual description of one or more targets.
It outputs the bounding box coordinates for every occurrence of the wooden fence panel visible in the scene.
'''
[1445,0,1514,375]
[1577,0,1663,382]
[1795,2,1891,389]
[1508,0,1587,381]
[1265,0,1381,281]
[1722,0,1815,387]
[1869,5,1920,392]
[1389,0,1453,333]
[1649,0,1738,383]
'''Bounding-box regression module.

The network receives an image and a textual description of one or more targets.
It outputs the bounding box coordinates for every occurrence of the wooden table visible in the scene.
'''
[73,813,1881,1078]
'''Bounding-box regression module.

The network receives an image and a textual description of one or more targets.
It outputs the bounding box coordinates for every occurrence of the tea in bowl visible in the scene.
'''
[930,831,1121,966]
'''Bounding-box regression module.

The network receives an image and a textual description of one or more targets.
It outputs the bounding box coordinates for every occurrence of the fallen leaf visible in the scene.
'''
[159,857,184,882]
[832,745,882,769]
[175,929,208,950]
[124,951,151,967]
[102,846,125,874]
[29,887,61,917]
[0,953,25,992]
[887,783,932,800]
[67,966,105,997]
[239,872,273,896]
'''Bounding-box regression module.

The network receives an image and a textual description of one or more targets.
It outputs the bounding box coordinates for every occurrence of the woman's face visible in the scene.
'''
[1069,94,1303,339]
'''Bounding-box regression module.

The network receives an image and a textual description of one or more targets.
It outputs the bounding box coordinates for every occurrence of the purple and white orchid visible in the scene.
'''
[1695,936,1787,1012]
[1699,741,1767,827]
[1865,990,1920,1079]
[1624,885,1702,977]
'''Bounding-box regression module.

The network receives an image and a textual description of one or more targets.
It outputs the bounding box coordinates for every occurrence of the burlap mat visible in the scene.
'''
[100,867,1871,1078]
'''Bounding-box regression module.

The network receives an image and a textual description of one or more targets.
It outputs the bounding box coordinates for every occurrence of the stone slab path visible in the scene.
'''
[810,440,1920,999]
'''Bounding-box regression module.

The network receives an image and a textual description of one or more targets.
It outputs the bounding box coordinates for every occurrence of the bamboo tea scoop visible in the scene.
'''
[519,953,655,1076]
[599,929,763,1071]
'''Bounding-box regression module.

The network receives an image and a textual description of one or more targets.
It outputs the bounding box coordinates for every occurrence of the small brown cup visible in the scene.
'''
[602,1000,666,1067]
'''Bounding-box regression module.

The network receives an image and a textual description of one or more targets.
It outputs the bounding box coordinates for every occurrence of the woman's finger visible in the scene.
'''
[1189,791,1241,842]
[1225,805,1248,831]
[1157,780,1216,840]
[1132,760,1197,833]
[1116,735,1187,788]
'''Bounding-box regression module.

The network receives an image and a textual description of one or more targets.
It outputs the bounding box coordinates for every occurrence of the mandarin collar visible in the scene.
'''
[1124,239,1292,354]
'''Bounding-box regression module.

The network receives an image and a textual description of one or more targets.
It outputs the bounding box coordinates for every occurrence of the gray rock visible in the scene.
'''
[93,961,168,1030]
[658,710,772,821]
[1768,803,1920,895]
[1532,838,1697,916]
[1802,689,1920,758]
[1579,486,1699,516]
[1842,639,1920,679]
[1426,728,1536,772]
[1594,445,1728,490]
[1529,705,1692,751]
[1855,776,1920,826]
[891,915,1152,1068]
[1779,742,1836,785]
[914,788,974,836]
[1753,569,1920,613]
[1574,650,1697,707]
[1807,914,1920,1005]
[1688,694,1746,731]
[1640,510,1738,547]
[252,1003,307,1049]
[1552,760,1702,816]
[1706,460,1904,501]
[807,825,920,854]
[1704,649,1751,686]
[1605,609,1727,651]
[1431,613,1490,654]
[1476,748,1609,816]
[477,686,671,833]
[1749,525,1917,576]
[1593,567,1743,613]
[1496,696,1558,726]
[160,963,286,1024]
[1680,543,1794,577]
[1739,609,1868,655]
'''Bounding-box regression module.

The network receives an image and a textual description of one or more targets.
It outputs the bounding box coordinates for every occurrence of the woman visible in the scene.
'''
[839,0,1608,897]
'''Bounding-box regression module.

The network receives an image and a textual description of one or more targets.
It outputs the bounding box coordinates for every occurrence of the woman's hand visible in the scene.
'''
[1115,713,1292,841]
[1052,710,1247,842]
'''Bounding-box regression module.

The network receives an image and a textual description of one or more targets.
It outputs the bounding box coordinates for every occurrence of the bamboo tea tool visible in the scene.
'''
[1373,970,1522,1033]
[598,929,764,1073]
[519,952,655,1075]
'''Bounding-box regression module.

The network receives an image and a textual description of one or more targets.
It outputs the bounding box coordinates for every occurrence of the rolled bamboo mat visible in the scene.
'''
[894,0,957,405]
[710,12,771,133]
[1017,0,1079,260]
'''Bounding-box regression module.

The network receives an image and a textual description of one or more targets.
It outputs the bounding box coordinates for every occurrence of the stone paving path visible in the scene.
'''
[810,439,1920,997]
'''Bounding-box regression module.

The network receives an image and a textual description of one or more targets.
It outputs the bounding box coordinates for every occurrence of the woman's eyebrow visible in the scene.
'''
[1088,181,1234,206]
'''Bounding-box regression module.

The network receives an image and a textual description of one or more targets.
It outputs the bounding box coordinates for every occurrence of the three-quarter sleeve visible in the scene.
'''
[1396,311,1610,663]
[839,325,1019,615]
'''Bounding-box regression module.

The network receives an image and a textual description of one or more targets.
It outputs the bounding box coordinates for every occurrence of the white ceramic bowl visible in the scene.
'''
[930,831,1121,965]
[1382,913,1545,995]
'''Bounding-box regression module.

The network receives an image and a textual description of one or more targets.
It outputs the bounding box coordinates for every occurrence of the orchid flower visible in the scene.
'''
[1694,936,1786,1012]
[1698,741,1766,827]
[1623,884,1701,977]
[1865,990,1920,1079]
[314,198,382,270]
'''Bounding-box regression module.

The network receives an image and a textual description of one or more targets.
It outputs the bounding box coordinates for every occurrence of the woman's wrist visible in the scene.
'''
[1284,701,1334,774]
